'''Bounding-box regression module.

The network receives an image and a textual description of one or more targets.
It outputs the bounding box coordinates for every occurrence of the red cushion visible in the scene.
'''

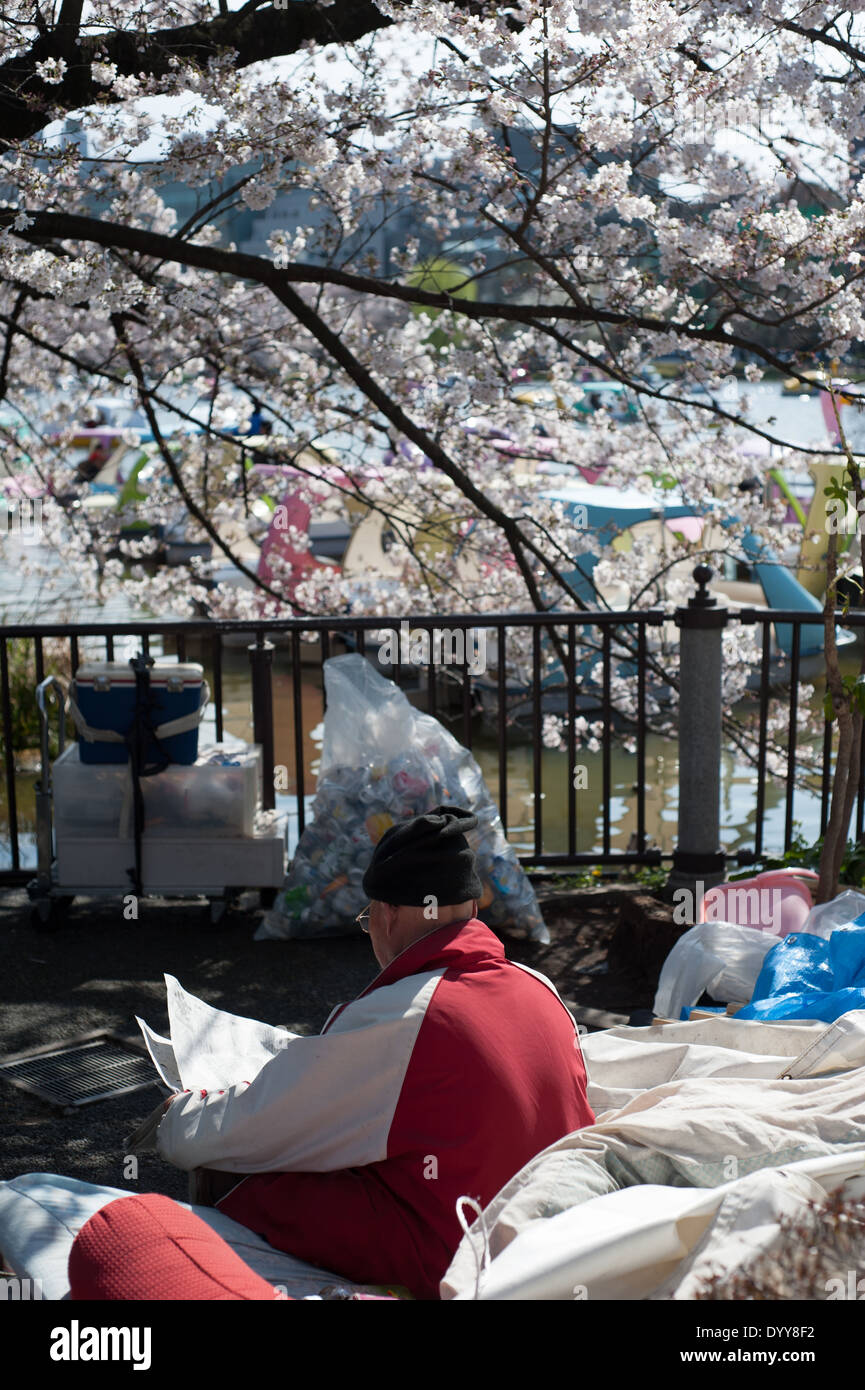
[68,1193,288,1301]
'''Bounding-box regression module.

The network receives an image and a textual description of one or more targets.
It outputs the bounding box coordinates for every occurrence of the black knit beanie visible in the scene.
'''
[362,804,483,906]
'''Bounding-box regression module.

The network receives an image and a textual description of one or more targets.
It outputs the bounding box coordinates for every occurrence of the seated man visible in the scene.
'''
[153,805,595,1299]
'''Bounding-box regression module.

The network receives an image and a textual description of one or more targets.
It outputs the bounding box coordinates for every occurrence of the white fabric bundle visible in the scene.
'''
[442,1010,865,1300]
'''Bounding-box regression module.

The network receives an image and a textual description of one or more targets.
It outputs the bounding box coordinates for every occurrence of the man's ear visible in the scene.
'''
[384,902,400,937]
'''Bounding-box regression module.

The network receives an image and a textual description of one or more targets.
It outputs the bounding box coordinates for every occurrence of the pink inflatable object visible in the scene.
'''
[257,487,332,599]
[698,867,818,937]
[665,515,705,542]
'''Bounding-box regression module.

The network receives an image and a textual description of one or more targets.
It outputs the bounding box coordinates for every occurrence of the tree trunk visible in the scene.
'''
[816,388,865,903]
[818,709,856,902]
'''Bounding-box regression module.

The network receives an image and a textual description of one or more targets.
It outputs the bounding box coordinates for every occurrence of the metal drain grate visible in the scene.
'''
[0,1031,156,1110]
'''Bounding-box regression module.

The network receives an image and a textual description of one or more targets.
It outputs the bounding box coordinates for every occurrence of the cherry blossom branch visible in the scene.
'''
[0,0,518,146]
[111,312,315,612]
[4,209,858,410]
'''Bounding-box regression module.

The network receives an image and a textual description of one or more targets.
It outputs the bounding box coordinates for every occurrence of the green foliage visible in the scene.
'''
[823,673,865,721]
[0,641,71,762]
[532,869,601,890]
[533,863,667,891]
[823,471,851,504]
[736,830,865,888]
[620,863,668,889]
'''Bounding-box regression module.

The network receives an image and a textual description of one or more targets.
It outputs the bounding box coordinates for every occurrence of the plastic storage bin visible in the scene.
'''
[53,743,262,839]
[54,812,287,891]
[71,662,207,765]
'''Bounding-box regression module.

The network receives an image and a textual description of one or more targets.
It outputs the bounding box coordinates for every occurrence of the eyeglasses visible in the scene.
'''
[355,904,372,933]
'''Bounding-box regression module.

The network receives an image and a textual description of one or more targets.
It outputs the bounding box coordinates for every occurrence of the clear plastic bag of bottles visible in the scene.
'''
[257,654,548,942]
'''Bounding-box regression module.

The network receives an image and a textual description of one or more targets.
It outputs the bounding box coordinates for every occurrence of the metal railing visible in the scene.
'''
[736,606,865,857]
[0,594,861,888]
[0,609,668,884]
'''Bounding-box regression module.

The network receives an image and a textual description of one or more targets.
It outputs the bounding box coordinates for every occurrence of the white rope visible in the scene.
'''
[455,1194,490,1300]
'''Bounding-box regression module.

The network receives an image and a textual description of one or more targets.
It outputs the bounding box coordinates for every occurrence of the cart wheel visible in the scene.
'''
[205,898,228,928]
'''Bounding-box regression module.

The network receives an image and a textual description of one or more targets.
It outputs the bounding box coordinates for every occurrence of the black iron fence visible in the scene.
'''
[736,606,865,857]
[0,598,862,888]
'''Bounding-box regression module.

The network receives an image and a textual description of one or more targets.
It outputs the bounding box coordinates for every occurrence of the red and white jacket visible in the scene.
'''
[156,918,595,1298]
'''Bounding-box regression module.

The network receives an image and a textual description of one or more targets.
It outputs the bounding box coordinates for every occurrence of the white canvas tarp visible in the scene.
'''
[441,1011,865,1300]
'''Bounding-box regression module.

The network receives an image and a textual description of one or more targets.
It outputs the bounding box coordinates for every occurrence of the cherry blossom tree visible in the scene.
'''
[1,0,864,785]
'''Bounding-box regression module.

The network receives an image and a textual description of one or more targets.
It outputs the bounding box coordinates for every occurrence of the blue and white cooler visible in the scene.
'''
[69,662,209,765]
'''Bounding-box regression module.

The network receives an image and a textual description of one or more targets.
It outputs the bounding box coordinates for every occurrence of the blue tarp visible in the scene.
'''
[736,914,865,1022]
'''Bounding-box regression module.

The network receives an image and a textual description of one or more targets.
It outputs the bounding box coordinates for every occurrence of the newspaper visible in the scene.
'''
[136,973,297,1093]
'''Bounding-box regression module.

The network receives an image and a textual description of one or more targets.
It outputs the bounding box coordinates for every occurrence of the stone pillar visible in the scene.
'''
[665,565,728,912]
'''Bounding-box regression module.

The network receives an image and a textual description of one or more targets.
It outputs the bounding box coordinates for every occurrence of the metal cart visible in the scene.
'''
[26,676,286,930]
